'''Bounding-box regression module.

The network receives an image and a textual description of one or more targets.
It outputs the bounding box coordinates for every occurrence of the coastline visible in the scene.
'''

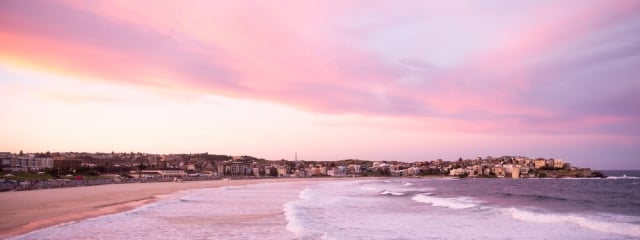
[0,178,333,239]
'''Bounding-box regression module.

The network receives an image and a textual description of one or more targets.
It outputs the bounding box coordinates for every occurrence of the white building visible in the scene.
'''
[449,168,466,176]
[10,157,53,171]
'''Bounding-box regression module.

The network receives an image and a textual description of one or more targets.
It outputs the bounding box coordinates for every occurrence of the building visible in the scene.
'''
[534,159,546,169]
[309,167,322,176]
[1,153,12,170]
[449,168,466,176]
[553,159,565,169]
[277,166,287,177]
[129,169,186,178]
[54,159,82,170]
[219,162,251,176]
[9,156,53,171]
[404,167,420,176]
[185,164,196,171]
[503,164,513,175]
[512,166,521,179]
[494,166,505,178]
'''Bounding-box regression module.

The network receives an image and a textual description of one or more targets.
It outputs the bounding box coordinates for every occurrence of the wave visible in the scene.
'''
[283,201,305,236]
[559,177,606,180]
[175,190,212,203]
[298,187,311,200]
[607,175,639,179]
[501,193,568,201]
[402,182,413,186]
[380,190,406,196]
[359,186,379,192]
[283,188,327,239]
[504,208,640,237]
[412,193,481,209]
[179,196,202,202]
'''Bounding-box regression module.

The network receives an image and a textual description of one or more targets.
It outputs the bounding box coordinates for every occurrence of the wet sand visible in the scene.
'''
[0,178,332,238]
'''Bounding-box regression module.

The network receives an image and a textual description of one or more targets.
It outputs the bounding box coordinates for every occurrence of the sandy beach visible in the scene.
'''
[0,178,327,238]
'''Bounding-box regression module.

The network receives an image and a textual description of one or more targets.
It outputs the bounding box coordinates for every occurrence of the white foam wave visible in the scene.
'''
[359,186,378,191]
[402,182,413,186]
[284,188,311,236]
[560,177,604,180]
[412,194,480,209]
[380,190,406,196]
[606,175,639,179]
[283,187,327,239]
[283,201,305,236]
[179,195,202,202]
[504,208,640,237]
[298,187,311,200]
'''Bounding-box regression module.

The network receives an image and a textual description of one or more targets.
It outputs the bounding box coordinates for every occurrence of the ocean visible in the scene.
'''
[12,172,640,240]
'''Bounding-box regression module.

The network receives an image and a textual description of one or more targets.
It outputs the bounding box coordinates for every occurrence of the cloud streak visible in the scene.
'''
[1,0,639,137]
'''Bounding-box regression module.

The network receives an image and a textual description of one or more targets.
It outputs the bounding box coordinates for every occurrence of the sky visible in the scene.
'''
[1,0,639,169]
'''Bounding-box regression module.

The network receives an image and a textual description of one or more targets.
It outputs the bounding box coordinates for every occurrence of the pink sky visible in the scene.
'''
[1,0,639,169]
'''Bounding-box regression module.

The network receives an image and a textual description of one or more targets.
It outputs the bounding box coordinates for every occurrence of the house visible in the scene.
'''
[534,159,546,169]
[449,168,465,176]
[277,166,287,177]
[1,153,13,171]
[512,166,521,179]
[493,166,505,178]
[553,159,565,169]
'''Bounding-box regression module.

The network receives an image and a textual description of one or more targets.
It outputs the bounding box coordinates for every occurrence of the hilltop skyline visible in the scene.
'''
[1,0,639,170]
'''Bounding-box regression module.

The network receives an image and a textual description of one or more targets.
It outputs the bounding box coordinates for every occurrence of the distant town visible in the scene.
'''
[1,151,604,191]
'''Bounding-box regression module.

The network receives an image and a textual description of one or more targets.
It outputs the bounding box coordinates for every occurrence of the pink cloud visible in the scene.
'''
[1,0,639,136]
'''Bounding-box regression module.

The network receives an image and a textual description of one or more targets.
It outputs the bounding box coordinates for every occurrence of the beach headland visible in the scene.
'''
[0,178,332,239]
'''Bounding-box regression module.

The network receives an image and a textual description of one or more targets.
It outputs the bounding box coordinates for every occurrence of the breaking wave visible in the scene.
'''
[504,208,640,237]
[359,186,378,192]
[412,193,481,209]
[380,190,406,196]
[283,187,327,239]
[606,175,639,180]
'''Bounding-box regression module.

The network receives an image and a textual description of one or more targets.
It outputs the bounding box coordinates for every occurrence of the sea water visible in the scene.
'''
[13,173,640,240]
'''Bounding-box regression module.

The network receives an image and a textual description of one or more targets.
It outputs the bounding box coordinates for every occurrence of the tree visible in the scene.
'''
[19,150,23,156]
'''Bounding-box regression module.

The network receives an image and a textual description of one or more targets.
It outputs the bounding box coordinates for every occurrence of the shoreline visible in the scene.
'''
[0,178,336,239]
